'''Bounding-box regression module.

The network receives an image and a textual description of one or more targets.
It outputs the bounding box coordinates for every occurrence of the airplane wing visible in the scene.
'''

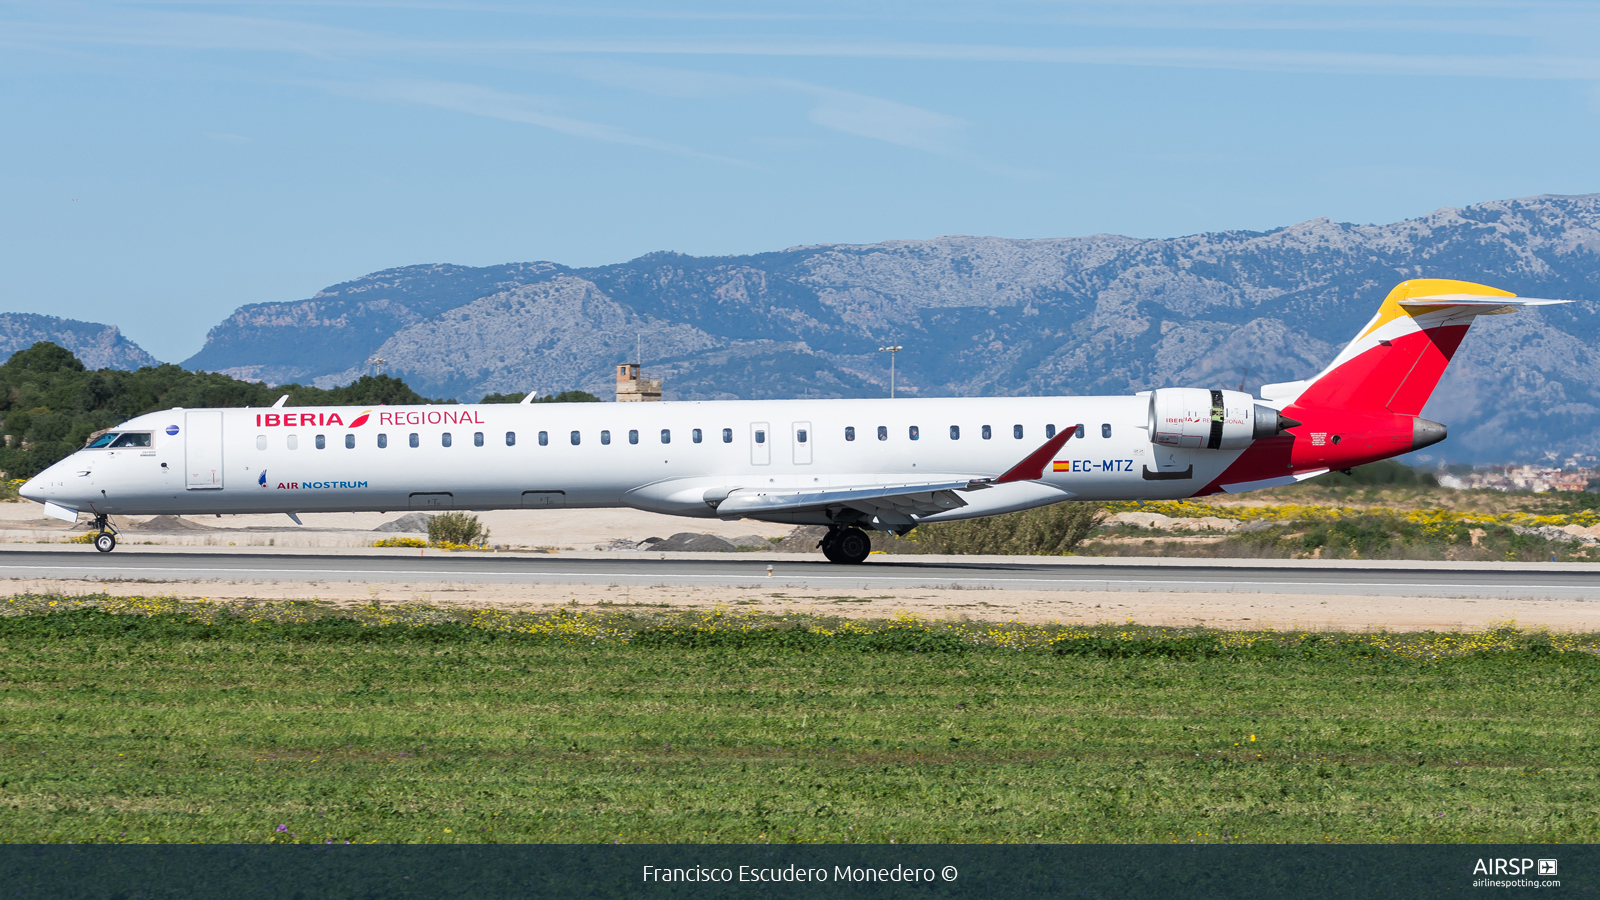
[711,426,1080,521]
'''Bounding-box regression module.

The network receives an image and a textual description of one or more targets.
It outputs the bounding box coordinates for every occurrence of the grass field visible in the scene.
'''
[3,596,1596,846]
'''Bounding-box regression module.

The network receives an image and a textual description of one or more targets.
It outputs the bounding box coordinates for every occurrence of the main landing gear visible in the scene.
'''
[91,514,117,553]
[819,526,872,564]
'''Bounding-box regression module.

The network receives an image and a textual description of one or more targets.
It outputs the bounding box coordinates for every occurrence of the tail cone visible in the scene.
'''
[1412,417,1447,450]
[1253,405,1302,439]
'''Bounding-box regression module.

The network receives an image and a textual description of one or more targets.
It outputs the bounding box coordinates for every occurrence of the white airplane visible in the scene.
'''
[20,279,1566,563]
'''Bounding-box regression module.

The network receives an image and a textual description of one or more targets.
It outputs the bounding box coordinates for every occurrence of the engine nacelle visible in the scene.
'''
[1147,388,1294,450]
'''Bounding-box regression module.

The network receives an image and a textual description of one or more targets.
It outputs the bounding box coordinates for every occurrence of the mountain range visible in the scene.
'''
[15,193,1600,463]
[0,314,160,372]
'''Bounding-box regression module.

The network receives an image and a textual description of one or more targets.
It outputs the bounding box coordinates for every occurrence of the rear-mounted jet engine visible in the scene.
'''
[1145,387,1299,450]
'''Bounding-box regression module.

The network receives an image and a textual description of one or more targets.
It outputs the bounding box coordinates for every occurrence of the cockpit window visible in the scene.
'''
[108,433,152,448]
[86,433,117,449]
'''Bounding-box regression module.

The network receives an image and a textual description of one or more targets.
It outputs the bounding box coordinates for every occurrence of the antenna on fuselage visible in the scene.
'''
[272,395,289,408]
[519,391,537,405]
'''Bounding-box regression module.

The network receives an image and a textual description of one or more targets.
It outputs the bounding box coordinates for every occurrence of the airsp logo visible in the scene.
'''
[1473,858,1556,876]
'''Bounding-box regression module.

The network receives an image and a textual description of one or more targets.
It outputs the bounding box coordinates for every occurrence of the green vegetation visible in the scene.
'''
[1079,461,1600,561]
[0,342,439,479]
[479,390,600,404]
[426,512,490,547]
[1090,511,1593,562]
[1332,460,1439,487]
[2,596,1595,845]
[879,502,1107,556]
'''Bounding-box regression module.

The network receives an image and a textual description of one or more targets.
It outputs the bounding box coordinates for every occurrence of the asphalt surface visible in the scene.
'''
[4,548,1600,599]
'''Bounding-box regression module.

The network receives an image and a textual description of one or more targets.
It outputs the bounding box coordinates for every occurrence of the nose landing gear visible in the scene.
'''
[819,526,872,564]
[91,514,117,553]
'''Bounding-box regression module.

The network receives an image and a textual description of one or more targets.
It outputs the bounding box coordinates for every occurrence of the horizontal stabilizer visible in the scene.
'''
[1399,294,1570,313]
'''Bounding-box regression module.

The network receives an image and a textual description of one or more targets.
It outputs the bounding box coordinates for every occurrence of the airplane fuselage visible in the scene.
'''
[25,395,1252,525]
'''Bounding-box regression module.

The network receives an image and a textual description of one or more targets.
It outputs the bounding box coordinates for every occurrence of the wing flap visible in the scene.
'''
[715,480,975,518]
[713,428,1083,520]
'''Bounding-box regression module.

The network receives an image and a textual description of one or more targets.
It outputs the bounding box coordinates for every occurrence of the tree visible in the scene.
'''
[0,343,446,479]
[480,390,601,404]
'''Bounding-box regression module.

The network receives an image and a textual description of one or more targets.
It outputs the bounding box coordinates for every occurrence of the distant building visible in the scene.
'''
[1441,464,1598,493]
[615,363,662,402]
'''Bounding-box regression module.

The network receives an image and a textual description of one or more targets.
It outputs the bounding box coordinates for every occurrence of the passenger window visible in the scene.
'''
[950,425,959,440]
[1046,424,1056,439]
[409,433,419,448]
[538,431,548,446]
[1102,423,1112,438]
[87,433,117,449]
[287,435,299,450]
[661,429,671,444]
[693,428,702,444]
[442,433,452,448]
[722,428,733,443]
[378,433,388,449]
[345,434,355,449]
[109,433,152,448]
[570,431,581,446]
[256,435,267,451]
[909,426,920,441]
[601,430,612,446]
[506,431,515,446]
[1074,425,1084,439]
[755,430,766,444]
[315,434,326,450]
[797,429,808,443]
[1013,425,1023,440]
[877,426,887,441]
[845,426,855,442]
[474,432,484,447]
[982,425,991,440]
[629,429,639,445]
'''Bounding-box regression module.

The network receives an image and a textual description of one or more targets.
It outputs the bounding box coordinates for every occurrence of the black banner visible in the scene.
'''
[1,844,1590,899]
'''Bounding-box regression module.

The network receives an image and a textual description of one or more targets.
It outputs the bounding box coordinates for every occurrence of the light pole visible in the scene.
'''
[878,345,902,398]
[367,355,386,377]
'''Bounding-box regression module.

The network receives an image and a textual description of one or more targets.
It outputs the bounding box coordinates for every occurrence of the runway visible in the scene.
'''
[4,547,1600,599]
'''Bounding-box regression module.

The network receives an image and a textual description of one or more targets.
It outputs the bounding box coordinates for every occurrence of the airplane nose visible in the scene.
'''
[18,475,44,502]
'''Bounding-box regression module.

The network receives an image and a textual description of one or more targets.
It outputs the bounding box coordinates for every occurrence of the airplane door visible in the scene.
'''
[751,422,770,465]
[792,421,812,465]
[184,410,224,490]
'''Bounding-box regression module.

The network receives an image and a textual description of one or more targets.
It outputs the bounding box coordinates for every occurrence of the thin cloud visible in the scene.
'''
[496,39,1600,81]
[325,78,756,167]
[10,8,1599,81]
[570,62,985,164]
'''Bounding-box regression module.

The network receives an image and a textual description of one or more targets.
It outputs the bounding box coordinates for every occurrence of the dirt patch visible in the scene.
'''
[7,577,1595,632]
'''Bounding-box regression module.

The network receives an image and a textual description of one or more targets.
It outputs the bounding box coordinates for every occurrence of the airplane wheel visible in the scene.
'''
[818,529,841,562]
[94,532,116,553]
[832,527,872,564]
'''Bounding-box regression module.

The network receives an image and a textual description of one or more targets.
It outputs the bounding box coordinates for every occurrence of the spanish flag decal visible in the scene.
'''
[1052,461,1070,472]
[348,410,371,428]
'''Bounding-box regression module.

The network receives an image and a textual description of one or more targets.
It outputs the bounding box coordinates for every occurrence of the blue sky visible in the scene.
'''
[4,1,1600,362]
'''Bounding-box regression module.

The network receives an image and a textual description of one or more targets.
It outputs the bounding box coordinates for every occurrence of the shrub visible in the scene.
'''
[910,501,1105,555]
[428,512,489,547]
[372,536,426,548]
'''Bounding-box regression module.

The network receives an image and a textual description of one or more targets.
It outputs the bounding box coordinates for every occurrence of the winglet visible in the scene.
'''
[995,426,1079,483]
